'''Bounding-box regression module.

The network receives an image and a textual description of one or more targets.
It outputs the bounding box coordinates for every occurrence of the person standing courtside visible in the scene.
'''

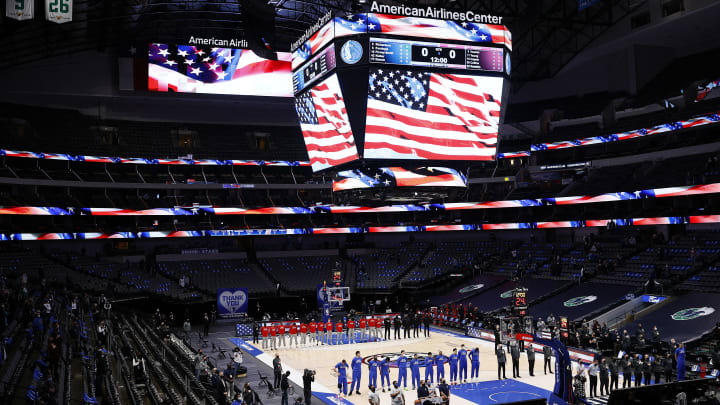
[270,324,278,350]
[470,347,480,381]
[261,324,269,349]
[435,351,447,382]
[289,323,298,348]
[375,316,383,341]
[496,345,507,380]
[587,359,598,398]
[424,352,435,384]
[368,355,378,391]
[526,345,535,376]
[397,350,409,390]
[278,324,287,348]
[380,356,391,392]
[599,358,609,396]
[448,348,459,384]
[675,342,686,381]
[347,319,356,344]
[458,344,468,383]
[632,355,642,387]
[300,322,308,347]
[309,320,317,346]
[393,316,401,340]
[413,314,420,338]
[510,342,521,378]
[273,354,283,389]
[543,345,553,374]
[642,354,652,385]
[622,354,632,388]
[423,313,431,337]
[349,351,362,396]
[384,317,392,340]
[402,315,411,339]
[608,357,619,392]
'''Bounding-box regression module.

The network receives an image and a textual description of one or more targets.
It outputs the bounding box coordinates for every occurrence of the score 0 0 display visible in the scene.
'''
[370,38,504,72]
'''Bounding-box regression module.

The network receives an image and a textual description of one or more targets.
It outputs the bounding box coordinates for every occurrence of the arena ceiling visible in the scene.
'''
[0,0,642,85]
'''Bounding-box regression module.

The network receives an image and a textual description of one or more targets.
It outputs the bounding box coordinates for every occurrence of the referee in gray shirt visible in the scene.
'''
[587,359,599,398]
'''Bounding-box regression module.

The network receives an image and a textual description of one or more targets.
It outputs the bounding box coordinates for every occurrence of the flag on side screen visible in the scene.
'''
[295,74,359,172]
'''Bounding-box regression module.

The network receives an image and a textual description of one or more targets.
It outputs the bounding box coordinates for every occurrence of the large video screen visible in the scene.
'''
[333,167,467,191]
[364,69,503,160]
[294,74,359,171]
[148,44,292,97]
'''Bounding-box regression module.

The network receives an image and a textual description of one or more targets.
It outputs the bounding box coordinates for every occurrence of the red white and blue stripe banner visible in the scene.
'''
[0,149,311,167]
[333,167,467,191]
[3,215,720,241]
[530,111,720,152]
[1,111,716,168]
[3,182,720,217]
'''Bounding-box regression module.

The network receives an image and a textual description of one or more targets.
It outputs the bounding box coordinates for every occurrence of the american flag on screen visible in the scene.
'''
[364,69,502,160]
[148,43,291,97]
[294,75,359,171]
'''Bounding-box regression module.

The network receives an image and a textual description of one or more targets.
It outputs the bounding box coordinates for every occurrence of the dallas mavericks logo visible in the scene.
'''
[505,52,511,75]
[459,284,484,294]
[340,40,363,64]
[671,307,715,320]
[218,290,247,314]
[563,296,597,307]
[500,290,514,299]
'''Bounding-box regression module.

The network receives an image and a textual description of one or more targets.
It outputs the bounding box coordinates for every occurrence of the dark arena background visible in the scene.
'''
[2,0,720,404]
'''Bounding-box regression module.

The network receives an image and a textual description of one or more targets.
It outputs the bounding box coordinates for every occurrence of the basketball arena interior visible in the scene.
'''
[2,1,720,404]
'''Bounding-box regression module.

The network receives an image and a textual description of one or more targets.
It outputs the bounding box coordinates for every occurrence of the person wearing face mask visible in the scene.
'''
[599,358,609,396]
[390,381,405,405]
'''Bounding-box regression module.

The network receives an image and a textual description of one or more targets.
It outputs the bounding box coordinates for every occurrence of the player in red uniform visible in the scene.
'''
[348,319,356,343]
[368,318,376,342]
[261,324,269,349]
[359,317,367,343]
[325,320,333,345]
[336,321,344,345]
[289,323,298,348]
[309,321,317,345]
[300,322,308,346]
[270,324,278,350]
[278,324,286,348]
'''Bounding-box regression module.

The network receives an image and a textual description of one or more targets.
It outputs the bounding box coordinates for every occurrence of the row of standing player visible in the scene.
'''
[258,317,432,349]
[333,345,481,397]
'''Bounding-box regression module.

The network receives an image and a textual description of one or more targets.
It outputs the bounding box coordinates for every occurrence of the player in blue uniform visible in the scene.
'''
[424,352,435,383]
[368,355,378,391]
[675,342,686,381]
[435,351,447,382]
[380,356,391,392]
[349,351,362,395]
[397,350,408,390]
[335,359,349,396]
[449,348,459,384]
[458,344,468,383]
[410,354,421,389]
[470,347,480,380]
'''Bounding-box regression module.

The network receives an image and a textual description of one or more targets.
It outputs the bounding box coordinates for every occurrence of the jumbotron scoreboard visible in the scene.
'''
[512,287,528,316]
[291,4,512,172]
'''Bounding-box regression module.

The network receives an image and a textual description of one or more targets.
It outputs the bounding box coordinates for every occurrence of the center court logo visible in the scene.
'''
[361,351,429,367]
[671,307,715,320]
[563,296,597,307]
[458,284,484,294]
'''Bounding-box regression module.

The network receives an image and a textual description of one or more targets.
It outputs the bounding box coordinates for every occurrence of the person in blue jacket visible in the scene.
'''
[368,355,378,391]
[397,350,408,389]
[449,348,459,384]
[424,352,435,383]
[435,351,447,382]
[349,351,362,396]
[470,347,480,380]
[675,342,686,381]
[335,359,348,396]
[380,356,391,392]
[410,354,421,389]
[458,344,468,383]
